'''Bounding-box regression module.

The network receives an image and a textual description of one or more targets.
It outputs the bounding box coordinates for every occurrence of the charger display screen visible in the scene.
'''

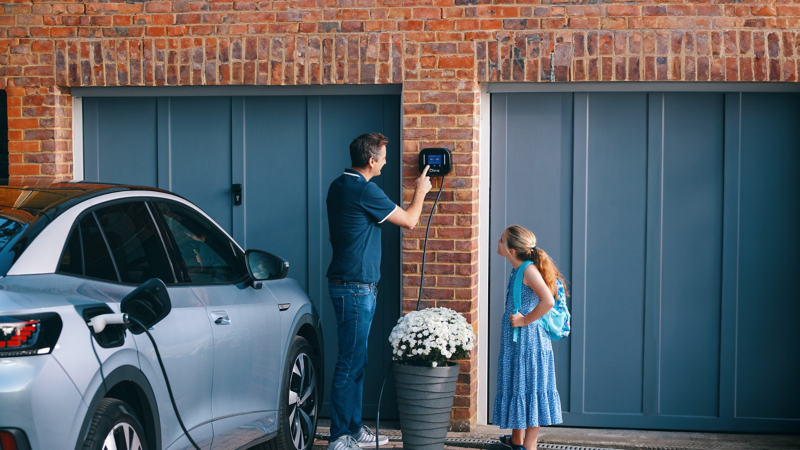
[426,155,443,165]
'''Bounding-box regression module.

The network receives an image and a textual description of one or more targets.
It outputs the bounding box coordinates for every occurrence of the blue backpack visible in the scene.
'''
[512,261,571,342]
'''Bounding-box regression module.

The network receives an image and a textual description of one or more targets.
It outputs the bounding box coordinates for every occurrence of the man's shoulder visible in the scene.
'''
[361,180,387,196]
[327,174,371,208]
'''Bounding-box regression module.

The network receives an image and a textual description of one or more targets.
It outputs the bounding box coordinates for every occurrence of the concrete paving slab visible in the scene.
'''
[315,420,800,450]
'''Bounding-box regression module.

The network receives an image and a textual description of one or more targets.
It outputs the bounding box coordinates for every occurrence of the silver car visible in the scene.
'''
[0,183,323,450]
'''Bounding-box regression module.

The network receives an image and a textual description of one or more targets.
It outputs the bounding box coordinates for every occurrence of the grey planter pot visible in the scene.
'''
[393,362,460,450]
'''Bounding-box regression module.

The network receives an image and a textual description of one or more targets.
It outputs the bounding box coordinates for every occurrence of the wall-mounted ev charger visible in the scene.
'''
[419,147,452,177]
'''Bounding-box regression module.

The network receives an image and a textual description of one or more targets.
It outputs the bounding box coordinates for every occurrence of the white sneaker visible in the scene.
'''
[353,426,389,448]
[328,435,361,450]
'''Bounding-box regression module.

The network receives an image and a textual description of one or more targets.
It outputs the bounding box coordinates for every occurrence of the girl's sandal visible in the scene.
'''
[498,435,513,448]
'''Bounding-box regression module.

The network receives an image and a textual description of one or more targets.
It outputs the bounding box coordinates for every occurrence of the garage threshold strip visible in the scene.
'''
[313,431,664,450]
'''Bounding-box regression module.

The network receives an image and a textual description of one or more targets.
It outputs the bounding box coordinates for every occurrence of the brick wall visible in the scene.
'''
[2,0,799,430]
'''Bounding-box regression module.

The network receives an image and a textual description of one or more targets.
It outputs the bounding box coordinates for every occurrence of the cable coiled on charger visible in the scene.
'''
[375,174,445,450]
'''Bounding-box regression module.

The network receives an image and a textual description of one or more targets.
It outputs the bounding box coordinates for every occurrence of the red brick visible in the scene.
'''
[608,5,640,17]
[9,164,42,176]
[751,6,776,17]
[439,55,473,69]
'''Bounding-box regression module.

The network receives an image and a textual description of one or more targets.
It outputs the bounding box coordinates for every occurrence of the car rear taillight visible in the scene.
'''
[0,429,30,450]
[0,313,62,357]
[0,431,17,450]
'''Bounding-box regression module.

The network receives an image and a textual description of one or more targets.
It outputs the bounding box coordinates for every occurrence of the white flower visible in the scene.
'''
[432,362,438,368]
[388,307,476,364]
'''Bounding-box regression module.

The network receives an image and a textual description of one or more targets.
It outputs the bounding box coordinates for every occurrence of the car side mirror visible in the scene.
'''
[120,278,172,335]
[245,250,289,281]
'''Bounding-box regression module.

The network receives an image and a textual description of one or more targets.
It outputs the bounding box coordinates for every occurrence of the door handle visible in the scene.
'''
[232,183,243,206]
[211,311,231,325]
[214,316,231,325]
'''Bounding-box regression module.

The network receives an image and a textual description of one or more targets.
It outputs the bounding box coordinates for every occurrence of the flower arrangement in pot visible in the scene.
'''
[388,307,476,450]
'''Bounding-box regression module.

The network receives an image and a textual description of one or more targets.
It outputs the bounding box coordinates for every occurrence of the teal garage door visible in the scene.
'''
[490,91,800,432]
[81,92,402,420]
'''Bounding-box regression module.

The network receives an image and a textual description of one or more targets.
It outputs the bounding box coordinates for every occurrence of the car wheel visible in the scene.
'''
[82,398,148,450]
[261,336,320,450]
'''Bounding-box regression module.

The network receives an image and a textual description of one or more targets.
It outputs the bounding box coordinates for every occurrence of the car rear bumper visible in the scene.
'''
[0,355,85,450]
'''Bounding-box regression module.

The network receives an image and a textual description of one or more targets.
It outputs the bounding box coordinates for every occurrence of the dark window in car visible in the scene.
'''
[80,214,118,282]
[94,202,175,284]
[155,202,246,284]
[0,218,23,251]
[58,226,83,276]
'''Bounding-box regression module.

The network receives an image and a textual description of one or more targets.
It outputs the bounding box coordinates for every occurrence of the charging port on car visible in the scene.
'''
[81,306,126,349]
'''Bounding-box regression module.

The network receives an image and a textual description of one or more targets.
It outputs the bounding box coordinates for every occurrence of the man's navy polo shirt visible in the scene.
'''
[326,168,397,284]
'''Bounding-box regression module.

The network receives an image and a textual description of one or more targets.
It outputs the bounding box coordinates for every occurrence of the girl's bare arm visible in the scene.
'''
[509,264,556,328]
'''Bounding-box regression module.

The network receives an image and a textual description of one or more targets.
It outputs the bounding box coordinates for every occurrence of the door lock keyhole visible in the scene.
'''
[232,184,243,206]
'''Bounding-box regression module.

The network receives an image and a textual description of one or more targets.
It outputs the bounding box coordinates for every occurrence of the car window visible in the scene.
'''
[58,226,83,276]
[155,202,246,284]
[0,217,24,252]
[94,202,175,284]
[80,214,118,282]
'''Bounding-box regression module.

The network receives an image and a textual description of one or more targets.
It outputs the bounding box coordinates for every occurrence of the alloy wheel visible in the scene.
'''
[287,352,317,450]
[102,422,143,450]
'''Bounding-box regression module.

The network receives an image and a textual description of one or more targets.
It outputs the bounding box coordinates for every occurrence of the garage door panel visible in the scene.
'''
[243,96,309,291]
[736,93,800,420]
[167,97,233,233]
[319,95,402,418]
[491,90,799,432]
[660,93,724,417]
[489,93,574,420]
[83,92,402,421]
[583,93,648,414]
[83,97,158,187]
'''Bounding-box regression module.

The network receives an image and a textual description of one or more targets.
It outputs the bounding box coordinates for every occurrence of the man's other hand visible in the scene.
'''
[416,165,432,197]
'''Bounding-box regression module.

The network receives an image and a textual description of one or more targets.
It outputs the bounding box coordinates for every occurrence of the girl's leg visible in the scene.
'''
[511,429,525,446]
[522,426,540,450]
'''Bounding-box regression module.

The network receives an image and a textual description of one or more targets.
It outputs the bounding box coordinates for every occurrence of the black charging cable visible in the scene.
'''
[417,175,445,311]
[375,174,445,450]
[127,316,203,450]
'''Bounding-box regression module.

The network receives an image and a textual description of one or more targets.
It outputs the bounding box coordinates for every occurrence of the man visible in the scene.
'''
[326,133,432,450]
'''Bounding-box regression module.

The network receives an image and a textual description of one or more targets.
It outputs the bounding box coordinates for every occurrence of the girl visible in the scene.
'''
[494,225,567,450]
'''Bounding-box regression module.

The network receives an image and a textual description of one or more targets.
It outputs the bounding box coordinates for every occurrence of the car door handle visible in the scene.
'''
[211,311,230,325]
[215,316,230,325]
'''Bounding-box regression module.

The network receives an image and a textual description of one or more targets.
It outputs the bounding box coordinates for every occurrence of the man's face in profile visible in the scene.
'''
[372,145,387,177]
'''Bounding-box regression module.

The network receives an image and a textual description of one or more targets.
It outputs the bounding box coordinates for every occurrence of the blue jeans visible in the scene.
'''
[328,281,377,441]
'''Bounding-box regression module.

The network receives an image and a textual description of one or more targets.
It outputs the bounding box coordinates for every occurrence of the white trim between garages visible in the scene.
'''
[477,85,491,425]
[71,96,84,181]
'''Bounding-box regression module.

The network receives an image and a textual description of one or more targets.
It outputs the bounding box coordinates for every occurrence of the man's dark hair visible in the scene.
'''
[350,133,389,168]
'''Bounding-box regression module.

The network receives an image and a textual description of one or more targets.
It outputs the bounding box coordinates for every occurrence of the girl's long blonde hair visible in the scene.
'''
[504,224,569,297]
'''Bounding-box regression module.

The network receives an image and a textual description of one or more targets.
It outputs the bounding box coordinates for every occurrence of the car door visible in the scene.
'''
[83,200,216,450]
[152,200,283,448]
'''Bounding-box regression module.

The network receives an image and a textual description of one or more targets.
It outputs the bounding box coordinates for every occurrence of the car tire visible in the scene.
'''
[82,398,148,450]
[259,336,320,450]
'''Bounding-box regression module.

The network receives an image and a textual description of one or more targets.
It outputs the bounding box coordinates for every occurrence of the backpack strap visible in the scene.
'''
[512,261,533,343]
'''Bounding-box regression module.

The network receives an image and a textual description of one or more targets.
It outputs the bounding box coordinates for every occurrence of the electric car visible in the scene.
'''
[0,183,323,450]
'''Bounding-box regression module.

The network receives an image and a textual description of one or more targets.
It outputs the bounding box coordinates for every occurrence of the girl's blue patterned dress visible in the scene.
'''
[493,266,563,429]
